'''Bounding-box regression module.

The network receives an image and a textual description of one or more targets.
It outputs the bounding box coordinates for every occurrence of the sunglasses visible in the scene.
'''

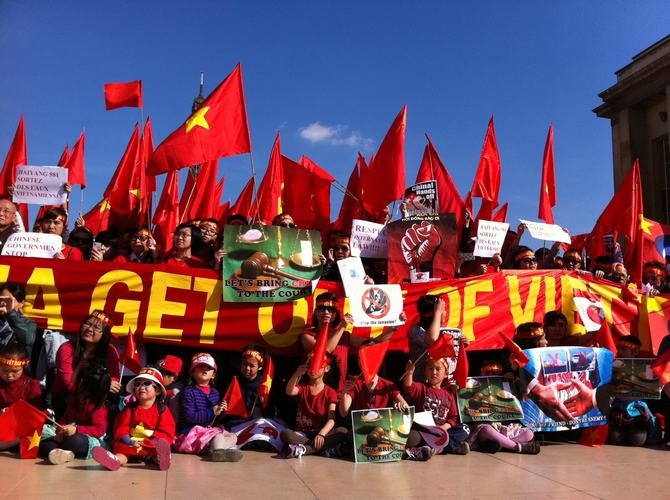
[565,258,582,265]
[315,305,337,313]
[134,380,155,388]
[279,222,296,228]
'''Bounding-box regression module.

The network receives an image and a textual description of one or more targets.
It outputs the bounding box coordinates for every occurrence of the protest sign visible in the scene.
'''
[348,284,404,327]
[611,358,662,400]
[1,233,61,258]
[13,166,68,206]
[520,347,613,431]
[222,224,322,303]
[457,376,523,423]
[351,407,414,463]
[402,180,438,218]
[473,220,509,258]
[386,213,458,284]
[337,256,366,297]
[519,219,571,244]
[350,219,387,258]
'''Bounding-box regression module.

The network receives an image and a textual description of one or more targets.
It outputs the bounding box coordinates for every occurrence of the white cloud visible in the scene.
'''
[299,122,373,150]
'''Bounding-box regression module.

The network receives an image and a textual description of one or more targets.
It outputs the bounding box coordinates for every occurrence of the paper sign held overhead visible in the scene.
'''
[13,166,68,206]
[519,219,571,244]
[473,220,509,258]
[350,219,387,258]
[1,232,62,258]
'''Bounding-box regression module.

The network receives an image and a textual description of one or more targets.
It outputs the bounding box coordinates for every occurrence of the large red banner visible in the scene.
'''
[2,257,667,355]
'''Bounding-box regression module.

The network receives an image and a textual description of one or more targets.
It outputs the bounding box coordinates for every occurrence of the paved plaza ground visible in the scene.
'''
[1,441,666,499]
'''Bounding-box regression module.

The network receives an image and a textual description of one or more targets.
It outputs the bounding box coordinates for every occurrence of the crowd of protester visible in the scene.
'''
[0,195,669,472]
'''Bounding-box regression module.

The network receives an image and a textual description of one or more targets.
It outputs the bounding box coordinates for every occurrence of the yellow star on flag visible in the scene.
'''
[100,200,111,212]
[185,106,210,133]
[262,374,273,392]
[27,430,41,450]
[129,189,141,198]
[639,215,653,235]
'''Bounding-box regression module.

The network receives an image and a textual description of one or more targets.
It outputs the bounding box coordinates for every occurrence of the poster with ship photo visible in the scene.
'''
[351,406,414,463]
[222,224,322,302]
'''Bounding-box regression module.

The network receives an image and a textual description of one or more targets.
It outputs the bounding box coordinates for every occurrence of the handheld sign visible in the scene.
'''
[519,219,571,244]
[348,284,404,327]
[473,220,509,258]
[1,232,62,258]
[13,166,68,206]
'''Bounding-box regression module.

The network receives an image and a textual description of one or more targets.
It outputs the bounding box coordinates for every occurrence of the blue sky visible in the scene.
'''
[1,1,669,236]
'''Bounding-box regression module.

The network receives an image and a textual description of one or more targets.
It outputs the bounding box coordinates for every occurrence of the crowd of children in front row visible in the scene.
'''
[1,288,668,472]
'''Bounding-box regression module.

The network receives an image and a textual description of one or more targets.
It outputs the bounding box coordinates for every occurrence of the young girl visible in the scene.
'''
[223,344,283,451]
[0,342,42,451]
[40,362,110,464]
[173,353,241,462]
[52,310,121,417]
[402,357,470,459]
[280,354,347,458]
[467,360,540,454]
[92,367,176,471]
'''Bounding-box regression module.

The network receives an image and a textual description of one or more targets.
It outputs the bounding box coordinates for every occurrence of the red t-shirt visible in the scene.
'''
[303,326,350,391]
[52,341,120,395]
[346,377,399,412]
[0,375,42,409]
[113,403,176,444]
[403,381,458,427]
[294,384,338,433]
[62,398,108,438]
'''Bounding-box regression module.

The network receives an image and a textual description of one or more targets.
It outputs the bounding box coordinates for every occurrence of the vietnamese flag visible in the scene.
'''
[471,117,501,207]
[497,331,530,367]
[57,145,70,166]
[148,64,252,175]
[0,400,47,458]
[104,80,143,110]
[258,354,274,410]
[223,376,249,418]
[229,176,255,221]
[538,124,556,224]
[358,341,390,385]
[453,338,469,388]
[361,106,406,219]
[427,333,456,360]
[152,169,180,253]
[308,324,330,377]
[120,329,142,374]
[179,159,220,221]
[65,131,86,187]
[416,135,464,223]
[578,424,609,447]
[0,115,29,225]
[595,320,618,357]
[252,133,284,224]
[492,202,508,223]
[651,349,670,386]
[332,153,367,233]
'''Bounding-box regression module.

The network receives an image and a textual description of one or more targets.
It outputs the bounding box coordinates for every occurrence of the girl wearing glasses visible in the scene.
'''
[51,310,121,418]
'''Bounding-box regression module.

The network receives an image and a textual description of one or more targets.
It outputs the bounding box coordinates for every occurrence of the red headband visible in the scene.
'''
[90,310,113,328]
[0,355,29,368]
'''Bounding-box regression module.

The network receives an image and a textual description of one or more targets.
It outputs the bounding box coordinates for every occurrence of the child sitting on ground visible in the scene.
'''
[281,353,347,458]
[40,362,110,464]
[92,367,176,471]
[0,342,42,451]
[173,353,241,462]
[402,356,470,460]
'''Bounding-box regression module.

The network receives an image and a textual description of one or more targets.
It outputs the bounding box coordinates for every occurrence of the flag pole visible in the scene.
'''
[249,151,261,225]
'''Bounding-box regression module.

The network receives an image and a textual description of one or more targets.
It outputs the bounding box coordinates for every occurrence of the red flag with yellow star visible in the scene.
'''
[120,328,142,373]
[538,124,556,224]
[147,64,252,175]
[0,400,47,458]
[252,133,284,224]
[258,354,274,410]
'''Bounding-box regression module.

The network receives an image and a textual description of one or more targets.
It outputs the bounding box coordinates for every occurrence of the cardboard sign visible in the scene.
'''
[350,219,387,258]
[520,347,613,431]
[473,220,509,258]
[351,407,414,463]
[457,376,523,423]
[337,256,366,297]
[519,219,571,244]
[13,166,68,206]
[611,358,662,400]
[348,284,404,327]
[1,232,61,258]
[222,224,323,303]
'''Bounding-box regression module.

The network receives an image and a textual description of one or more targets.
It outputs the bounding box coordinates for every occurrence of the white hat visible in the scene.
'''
[191,352,217,371]
[126,367,166,397]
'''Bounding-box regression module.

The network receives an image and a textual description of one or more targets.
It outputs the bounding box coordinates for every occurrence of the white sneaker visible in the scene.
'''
[48,448,75,465]
[288,444,307,458]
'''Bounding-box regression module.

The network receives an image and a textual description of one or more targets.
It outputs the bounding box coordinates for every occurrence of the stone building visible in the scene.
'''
[594,34,670,223]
